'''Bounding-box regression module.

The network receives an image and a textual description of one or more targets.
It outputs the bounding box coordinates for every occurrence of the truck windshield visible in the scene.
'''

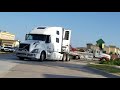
[26,34,47,41]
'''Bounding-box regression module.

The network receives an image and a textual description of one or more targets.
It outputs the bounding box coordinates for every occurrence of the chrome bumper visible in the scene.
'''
[16,52,37,59]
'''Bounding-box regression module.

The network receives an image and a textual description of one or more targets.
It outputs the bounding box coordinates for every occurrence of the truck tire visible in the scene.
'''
[100,57,109,61]
[18,57,25,60]
[66,54,70,61]
[62,53,67,62]
[39,51,46,62]
[75,55,80,60]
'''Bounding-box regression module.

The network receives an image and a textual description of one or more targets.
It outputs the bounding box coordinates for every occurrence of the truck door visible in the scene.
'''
[46,35,53,53]
[62,30,71,53]
[53,30,62,53]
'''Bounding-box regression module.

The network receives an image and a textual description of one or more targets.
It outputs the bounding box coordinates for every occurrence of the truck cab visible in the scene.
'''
[16,26,71,61]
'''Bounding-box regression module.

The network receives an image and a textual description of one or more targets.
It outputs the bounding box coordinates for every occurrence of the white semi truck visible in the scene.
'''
[16,26,71,61]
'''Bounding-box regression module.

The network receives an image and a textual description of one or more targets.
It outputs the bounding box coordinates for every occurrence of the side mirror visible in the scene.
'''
[25,34,28,40]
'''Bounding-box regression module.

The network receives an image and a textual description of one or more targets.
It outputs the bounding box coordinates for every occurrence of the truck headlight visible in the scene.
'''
[31,49,39,53]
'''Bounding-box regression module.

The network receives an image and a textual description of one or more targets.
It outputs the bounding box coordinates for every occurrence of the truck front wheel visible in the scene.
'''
[18,57,25,60]
[39,51,46,62]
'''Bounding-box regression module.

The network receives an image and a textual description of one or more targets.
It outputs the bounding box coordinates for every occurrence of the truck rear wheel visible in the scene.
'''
[75,55,80,60]
[66,54,70,61]
[62,53,67,62]
[39,51,46,62]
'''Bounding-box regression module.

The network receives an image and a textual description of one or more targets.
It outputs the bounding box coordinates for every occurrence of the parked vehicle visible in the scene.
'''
[93,50,111,61]
[0,46,4,50]
[0,46,1,49]
[70,48,111,61]
[1,46,15,52]
[16,26,71,61]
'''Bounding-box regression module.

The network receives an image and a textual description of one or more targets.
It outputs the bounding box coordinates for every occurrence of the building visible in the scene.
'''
[109,45,117,54]
[116,48,120,55]
[104,45,110,54]
[76,47,87,52]
[86,39,120,55]
[0,31,15,40]
[91,45,100,51]
[86,43,93,49]
[0,31,19,47]
[103,45,120,54]
[86,43,100,51]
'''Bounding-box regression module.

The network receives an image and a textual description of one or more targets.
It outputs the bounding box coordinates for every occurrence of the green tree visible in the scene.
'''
[109,52,113,55]
[96,39,105,50]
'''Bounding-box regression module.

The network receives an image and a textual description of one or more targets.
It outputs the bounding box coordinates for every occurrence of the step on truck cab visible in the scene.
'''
[16,26,71,61]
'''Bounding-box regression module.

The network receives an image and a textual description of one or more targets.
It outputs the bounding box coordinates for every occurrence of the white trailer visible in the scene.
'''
[16,26,71,61]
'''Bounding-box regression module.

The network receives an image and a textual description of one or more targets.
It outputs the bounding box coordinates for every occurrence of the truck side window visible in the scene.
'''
[64,31,69,40]
[56,31,59,35]
[46,35,51,43]
[56,38,59,43]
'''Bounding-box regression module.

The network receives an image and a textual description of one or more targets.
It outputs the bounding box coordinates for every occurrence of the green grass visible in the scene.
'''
[99,59,120,66]
[88,64,120,74]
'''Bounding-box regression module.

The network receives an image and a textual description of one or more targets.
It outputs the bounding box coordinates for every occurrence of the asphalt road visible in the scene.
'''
[0,53,120,78]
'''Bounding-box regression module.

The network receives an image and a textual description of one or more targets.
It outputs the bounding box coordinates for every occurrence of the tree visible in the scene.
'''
[96,39,105,50]
[109,52,113,55]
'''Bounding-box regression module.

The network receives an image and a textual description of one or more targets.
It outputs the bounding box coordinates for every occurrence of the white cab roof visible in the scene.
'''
[30,26,63,35]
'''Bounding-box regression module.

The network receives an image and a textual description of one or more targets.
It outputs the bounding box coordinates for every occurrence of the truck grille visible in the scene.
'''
[19,43,30,52]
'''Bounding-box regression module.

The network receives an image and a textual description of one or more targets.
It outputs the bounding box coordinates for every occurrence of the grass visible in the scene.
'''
[99,59,120,66]
[88,64,120,74]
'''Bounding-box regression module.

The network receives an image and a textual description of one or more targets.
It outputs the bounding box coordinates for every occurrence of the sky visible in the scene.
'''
[0,12,120,48]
